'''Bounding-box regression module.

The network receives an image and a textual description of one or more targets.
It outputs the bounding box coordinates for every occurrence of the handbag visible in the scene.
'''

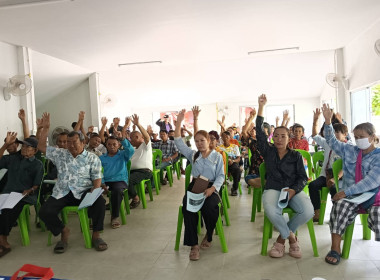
[8,264,54,280]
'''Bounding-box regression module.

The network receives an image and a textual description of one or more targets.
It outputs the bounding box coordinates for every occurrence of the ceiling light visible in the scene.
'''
[0,0,74,8]
[248,47,300,55]
[118,61,162,67]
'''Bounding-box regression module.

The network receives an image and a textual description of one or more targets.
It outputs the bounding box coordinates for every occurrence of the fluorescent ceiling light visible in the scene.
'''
[0,0,74,8]
[118,61,162,67]
[248,47,300,55]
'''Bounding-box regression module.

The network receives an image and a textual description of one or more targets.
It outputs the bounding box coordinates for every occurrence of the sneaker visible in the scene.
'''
[231,189,238,196]
[269,242,285,258]
[289,237,302,258]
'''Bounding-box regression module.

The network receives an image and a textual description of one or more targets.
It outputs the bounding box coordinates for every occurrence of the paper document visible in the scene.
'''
[186,191,206,213]
[0,192,25,212]
[343,192,376,204]
[278,188,289,208]
[0,169,7,181]
[78,188,104,210]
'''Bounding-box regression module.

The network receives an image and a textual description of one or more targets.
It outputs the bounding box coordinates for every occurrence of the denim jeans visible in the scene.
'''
[262,189,314,239]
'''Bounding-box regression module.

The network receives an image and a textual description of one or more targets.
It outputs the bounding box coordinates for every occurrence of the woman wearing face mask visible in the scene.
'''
[322,104,380,265]
[174,109,225,261]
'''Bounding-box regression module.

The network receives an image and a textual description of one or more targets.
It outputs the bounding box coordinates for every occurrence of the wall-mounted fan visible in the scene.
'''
[217,105,229,116]
[101,94,117,108]
[375,39,380,57]
[326,73,348,90]
[51,126,70,145]
[3,75,32,101]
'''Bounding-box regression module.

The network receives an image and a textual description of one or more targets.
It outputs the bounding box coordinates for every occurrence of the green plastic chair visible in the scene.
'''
[294,149,315,181]
[153,149,174,187]
[107,192,127,224]
[332,159,372,259]
[17,204,31,246]
[127,160,153,209]
[151,149,161,195]
[250,162,265,222]
[247,149,252,194]
[224,152,242,195]
[174,203,228,253]
[259,163,319,257]
[312,151,324,179]
[173,160,181,180]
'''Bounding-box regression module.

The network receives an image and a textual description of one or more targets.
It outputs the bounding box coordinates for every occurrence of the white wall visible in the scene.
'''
[0,41,24,142]
[36,79,91,144]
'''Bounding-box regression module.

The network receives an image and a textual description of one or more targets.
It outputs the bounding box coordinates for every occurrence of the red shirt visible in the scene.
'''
[288,138,309,151]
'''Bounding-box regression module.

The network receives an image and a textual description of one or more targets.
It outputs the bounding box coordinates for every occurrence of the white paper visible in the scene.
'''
[343,192,376,204]
[0,168,7,181]
[278,187,289,208]
[78,188,104,210]
[186,191,206,213]
[0,192,25,211]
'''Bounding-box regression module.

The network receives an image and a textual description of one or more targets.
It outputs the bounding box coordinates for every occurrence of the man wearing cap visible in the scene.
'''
[37,113,107,253]
[0,134,44,258]
[156,115,172,132]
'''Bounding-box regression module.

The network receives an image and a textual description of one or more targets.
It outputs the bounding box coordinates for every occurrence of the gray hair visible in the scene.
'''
[68,131,85,142]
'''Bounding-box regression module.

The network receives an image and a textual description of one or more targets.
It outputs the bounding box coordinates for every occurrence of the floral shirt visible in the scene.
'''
[288,138,309,151]
[46,146,102,200]
[242,136,264,176]
[216,144,240,160]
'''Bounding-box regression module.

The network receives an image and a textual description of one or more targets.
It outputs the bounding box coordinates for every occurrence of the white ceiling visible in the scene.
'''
[0,0,379,106]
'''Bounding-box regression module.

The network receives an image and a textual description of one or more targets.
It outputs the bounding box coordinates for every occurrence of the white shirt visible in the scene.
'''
[130,140,153,171]
[313,135,340,178]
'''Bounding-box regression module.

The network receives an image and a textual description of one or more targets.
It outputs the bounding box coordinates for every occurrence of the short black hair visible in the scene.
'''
[333,123,348,135]
[293,124,305,133]
[71,122,77,129]
[58,132,69,137]
[106,135,120,143]
[168,129,175,133]
[222,131,231,136]
[159,130,168,134]
[90,133,101,139]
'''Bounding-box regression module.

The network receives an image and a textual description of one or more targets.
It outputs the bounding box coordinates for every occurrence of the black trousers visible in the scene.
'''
[182,192,220,246]
[106,181,127,218]
[39,191,105,236]
[309,176,337,210]
[0,200,27,236]
[129,169,152,198]
[229,162,241,190]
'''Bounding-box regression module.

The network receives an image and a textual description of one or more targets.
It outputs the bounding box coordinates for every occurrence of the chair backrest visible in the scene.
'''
[294,149,314,180]
[152,149,162,171]
[185,164,192,191]
[332,158,343,192]
[248,149,252,167]
[259,162,266,189]
[312,151,324,178]
[224,151,229,175]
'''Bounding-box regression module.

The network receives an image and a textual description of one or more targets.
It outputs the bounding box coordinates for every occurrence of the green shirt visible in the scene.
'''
[0,151,44,204]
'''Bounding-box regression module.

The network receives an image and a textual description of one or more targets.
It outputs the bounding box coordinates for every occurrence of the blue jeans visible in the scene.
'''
[262,189,314,239]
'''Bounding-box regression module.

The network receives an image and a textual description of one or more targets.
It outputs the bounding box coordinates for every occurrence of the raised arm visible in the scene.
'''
[312,108,321,137]
[121,117,131,139]
[37,112,50,155]
[35,117,43,140]
[183,125,193,138]
[0,132,17,159]
[256,94,270,157]
[191,105,201,135]
[132,114,150,144]
[281,110,289,127]
[99,117,108,144]
[322,104,346,157]
[174,109,186,138]
[18,109,30,139]
[242,108,256,139]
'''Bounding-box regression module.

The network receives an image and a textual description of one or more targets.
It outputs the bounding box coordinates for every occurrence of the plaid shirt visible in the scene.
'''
[152,139,178,159]
[324,124,380,198]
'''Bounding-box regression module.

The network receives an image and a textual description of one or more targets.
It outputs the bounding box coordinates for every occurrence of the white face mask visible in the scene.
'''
[355,137,371,150]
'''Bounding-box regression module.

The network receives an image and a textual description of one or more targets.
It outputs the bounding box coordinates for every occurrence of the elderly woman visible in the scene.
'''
[256,94,313,258]
[174,109,225,261]
[322,104,380,265]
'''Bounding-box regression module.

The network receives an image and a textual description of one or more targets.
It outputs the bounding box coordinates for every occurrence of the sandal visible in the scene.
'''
[200,236,212,249]
[0,245,11,258]
[129,199,140,209]
[325,250,341,265]
[189,246,200,261]
[92,238,108,251]
[111,218,121,229]
[54,240,68,254]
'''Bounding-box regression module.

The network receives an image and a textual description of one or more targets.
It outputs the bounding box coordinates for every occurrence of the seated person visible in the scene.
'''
[152,130,178,185]
[288,124,309,151]
[168,129,175,140]
[86,133,107,156]
[108,117,123,135]
[174,109,224,261]
[156,114,172,132]
[309,109,347,222]
[128,114,153,209]
[256,94,313,259]
[38,113,108,253]
[216,131,241,196]
[226,127,240,146]
[322,105,380,265]
[99,128,134,229]
[0,135,44,258]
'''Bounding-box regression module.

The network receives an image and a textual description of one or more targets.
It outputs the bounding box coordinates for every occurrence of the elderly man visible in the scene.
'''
[38,113,107,253]
[128,114,153,208]
[0,133,44,258]
[152,130,178,185]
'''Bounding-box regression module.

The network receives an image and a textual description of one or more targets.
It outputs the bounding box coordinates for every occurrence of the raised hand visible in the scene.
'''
[275,116,280,122]
[176,109,186,125]
[322,104,334,124]
[125,117,131,127]
[113,130,122,138]
[258,94,267,106]
[221,115,225,123]
[335,112,343,123]
[313,108,321,122]
[41,112,50,129]
[5,132,17,145]
[78,111,85,121]
[191,106,201,119]
[101,117,108,126]
[283,109,289,120]
[250,108,257,117]
[18,109,26,121]
[36,118,43,128]
[131,114,139,126]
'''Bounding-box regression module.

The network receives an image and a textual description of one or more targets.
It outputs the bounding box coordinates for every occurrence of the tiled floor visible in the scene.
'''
[1,177,380,280]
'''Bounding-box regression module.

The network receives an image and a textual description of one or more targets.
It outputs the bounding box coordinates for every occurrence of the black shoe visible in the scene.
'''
[231,189,238,196]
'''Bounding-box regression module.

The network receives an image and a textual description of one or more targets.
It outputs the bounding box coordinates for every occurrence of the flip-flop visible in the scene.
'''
[111,218,121,229]
[0,245,11,258]
[54,240,68,254]
[325,250,341,265]
[92,238,108,251]
[200,236,212,249]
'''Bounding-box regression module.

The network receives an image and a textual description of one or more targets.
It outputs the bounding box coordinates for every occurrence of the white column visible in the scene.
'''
[88,72,101,130]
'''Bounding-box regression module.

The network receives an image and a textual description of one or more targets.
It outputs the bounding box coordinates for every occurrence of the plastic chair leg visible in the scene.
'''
[119,198,127,225]
[216,215,228,253]
[342,223,355,259]
[257,188,262,212]
[166,166,173,187]
[221,193,231,226]
[306,219,319,257]
[174,206,183,251]
[238,182,242,195]
[123,190,130,215]
[261,215,272,256]
[146,180,153,201]
[197,212,202,234]
[78,208,92,249]
[152,171,160,194]
[138,181,147,209]
[18,205,30,246]
[175,162,181,180]
[224,186,230,208]
[319,187,329,225]
[251,188,260,222]
[248,186,251,195]
[361,214,371,240]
